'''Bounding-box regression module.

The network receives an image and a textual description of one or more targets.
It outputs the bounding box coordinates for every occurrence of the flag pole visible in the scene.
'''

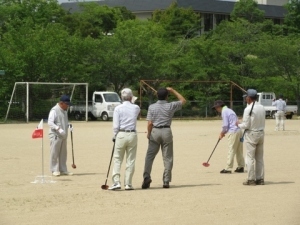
[31,119,55,184]
[41,132,44,183]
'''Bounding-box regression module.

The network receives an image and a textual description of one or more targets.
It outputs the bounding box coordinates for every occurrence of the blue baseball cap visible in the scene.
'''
[60,95,72,105]
[243,89,257,98]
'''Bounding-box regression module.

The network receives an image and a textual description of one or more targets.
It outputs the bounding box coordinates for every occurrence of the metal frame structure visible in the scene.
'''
[139,79,246,111]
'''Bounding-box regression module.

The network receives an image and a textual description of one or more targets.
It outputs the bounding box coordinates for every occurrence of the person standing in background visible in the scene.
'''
[272,94,286,131]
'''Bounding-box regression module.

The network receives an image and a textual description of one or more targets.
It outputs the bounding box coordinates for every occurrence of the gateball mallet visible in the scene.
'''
[101,141,116,190]
[202,138,221,167]
[70,125,76,169]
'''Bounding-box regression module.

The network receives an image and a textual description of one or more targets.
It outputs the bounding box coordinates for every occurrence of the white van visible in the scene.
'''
[70,91,121,121]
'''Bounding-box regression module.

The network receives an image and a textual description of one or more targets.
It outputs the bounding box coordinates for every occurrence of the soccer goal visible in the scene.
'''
[4,82,88,123]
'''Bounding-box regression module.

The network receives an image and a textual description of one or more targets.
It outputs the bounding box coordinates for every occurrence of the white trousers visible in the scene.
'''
[112,132,138,186]
[275,111,285,131]
[49,136,68,173]
[244,131,264,181]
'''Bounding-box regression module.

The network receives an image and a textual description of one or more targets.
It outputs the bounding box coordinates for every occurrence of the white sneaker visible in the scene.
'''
[108,182,121,190]
[125,185,134,190]
[52,172,60,176]
[61,171,73,176]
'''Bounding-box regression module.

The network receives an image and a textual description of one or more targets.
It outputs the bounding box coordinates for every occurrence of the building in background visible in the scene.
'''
[60,0,287,33]
[218,0,288,5]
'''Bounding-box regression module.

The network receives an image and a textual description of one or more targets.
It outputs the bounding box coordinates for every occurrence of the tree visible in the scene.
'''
[151,2,201,41]
[284,0,300,33]
[98,20,168,92]
[0,0,66,33]
[61,3,135,38]
[248,35,300,100]
[231,0,265,23]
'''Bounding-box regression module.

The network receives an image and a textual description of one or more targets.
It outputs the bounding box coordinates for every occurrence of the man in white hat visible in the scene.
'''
[108,88,140,190]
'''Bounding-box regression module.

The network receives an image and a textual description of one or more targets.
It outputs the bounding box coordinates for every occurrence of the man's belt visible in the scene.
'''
[153,126,170,128]
[119,129,136,132]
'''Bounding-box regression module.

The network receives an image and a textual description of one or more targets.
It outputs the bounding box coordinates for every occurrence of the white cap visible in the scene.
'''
[121,88,133,98]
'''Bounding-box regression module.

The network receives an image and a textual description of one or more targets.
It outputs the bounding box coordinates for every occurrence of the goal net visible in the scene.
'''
[3,82,88,123]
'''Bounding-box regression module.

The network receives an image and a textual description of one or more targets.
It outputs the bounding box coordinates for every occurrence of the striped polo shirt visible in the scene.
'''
[146,100,182,127]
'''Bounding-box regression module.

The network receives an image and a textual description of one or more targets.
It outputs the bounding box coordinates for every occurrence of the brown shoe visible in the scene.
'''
[243,180,256,186]
[256,179,264,185]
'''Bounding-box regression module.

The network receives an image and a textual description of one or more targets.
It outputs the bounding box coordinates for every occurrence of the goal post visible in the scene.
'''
[4,82,88,123]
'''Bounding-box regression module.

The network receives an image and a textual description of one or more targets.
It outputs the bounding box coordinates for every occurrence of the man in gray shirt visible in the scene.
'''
[142,87,186,189]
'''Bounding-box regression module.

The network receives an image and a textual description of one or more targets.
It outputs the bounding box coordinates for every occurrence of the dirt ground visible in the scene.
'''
[0,118,300,225]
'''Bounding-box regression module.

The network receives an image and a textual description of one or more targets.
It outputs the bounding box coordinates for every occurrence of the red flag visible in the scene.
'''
[32,119,43,139]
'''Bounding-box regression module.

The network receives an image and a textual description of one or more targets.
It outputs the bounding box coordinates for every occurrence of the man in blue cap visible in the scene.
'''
[237,89,265,186]
[48,95,73,177]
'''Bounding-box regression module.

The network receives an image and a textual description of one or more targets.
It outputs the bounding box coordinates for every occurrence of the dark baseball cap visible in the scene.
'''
[212,100,225,109]
[243,89,257,98]
[60,95,72,105]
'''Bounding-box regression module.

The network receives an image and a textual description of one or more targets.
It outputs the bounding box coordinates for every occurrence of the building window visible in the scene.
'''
[216,14,227,25]
[273,18,281,25]
[203,13,213,31]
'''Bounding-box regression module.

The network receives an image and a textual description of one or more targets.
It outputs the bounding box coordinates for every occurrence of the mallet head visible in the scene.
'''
[101,185,109,190]
[202,162,210,167]
[72,164,76,169]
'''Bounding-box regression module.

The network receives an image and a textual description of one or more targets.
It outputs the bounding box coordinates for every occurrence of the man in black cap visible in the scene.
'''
[237,89,265,186]
[48,95,73,176]
[212,100,244,174]
[142,87,186,189]
[272,94,286,131]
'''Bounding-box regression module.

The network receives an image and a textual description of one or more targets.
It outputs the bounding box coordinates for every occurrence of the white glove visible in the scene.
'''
[58,128,65,135]
[69,124,73,132]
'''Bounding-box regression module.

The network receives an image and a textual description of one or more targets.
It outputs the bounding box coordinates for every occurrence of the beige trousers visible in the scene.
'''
[244,131,264,181]
[111,132,137,186]
[225,130,244,170]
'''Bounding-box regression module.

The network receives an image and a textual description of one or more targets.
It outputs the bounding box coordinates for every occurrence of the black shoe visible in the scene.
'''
[256,179,265,185]
[163,182,169,188]
[234,167,244,173]
[142,177,152,189]
[243,180,256,186]
[220,169,231,174]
